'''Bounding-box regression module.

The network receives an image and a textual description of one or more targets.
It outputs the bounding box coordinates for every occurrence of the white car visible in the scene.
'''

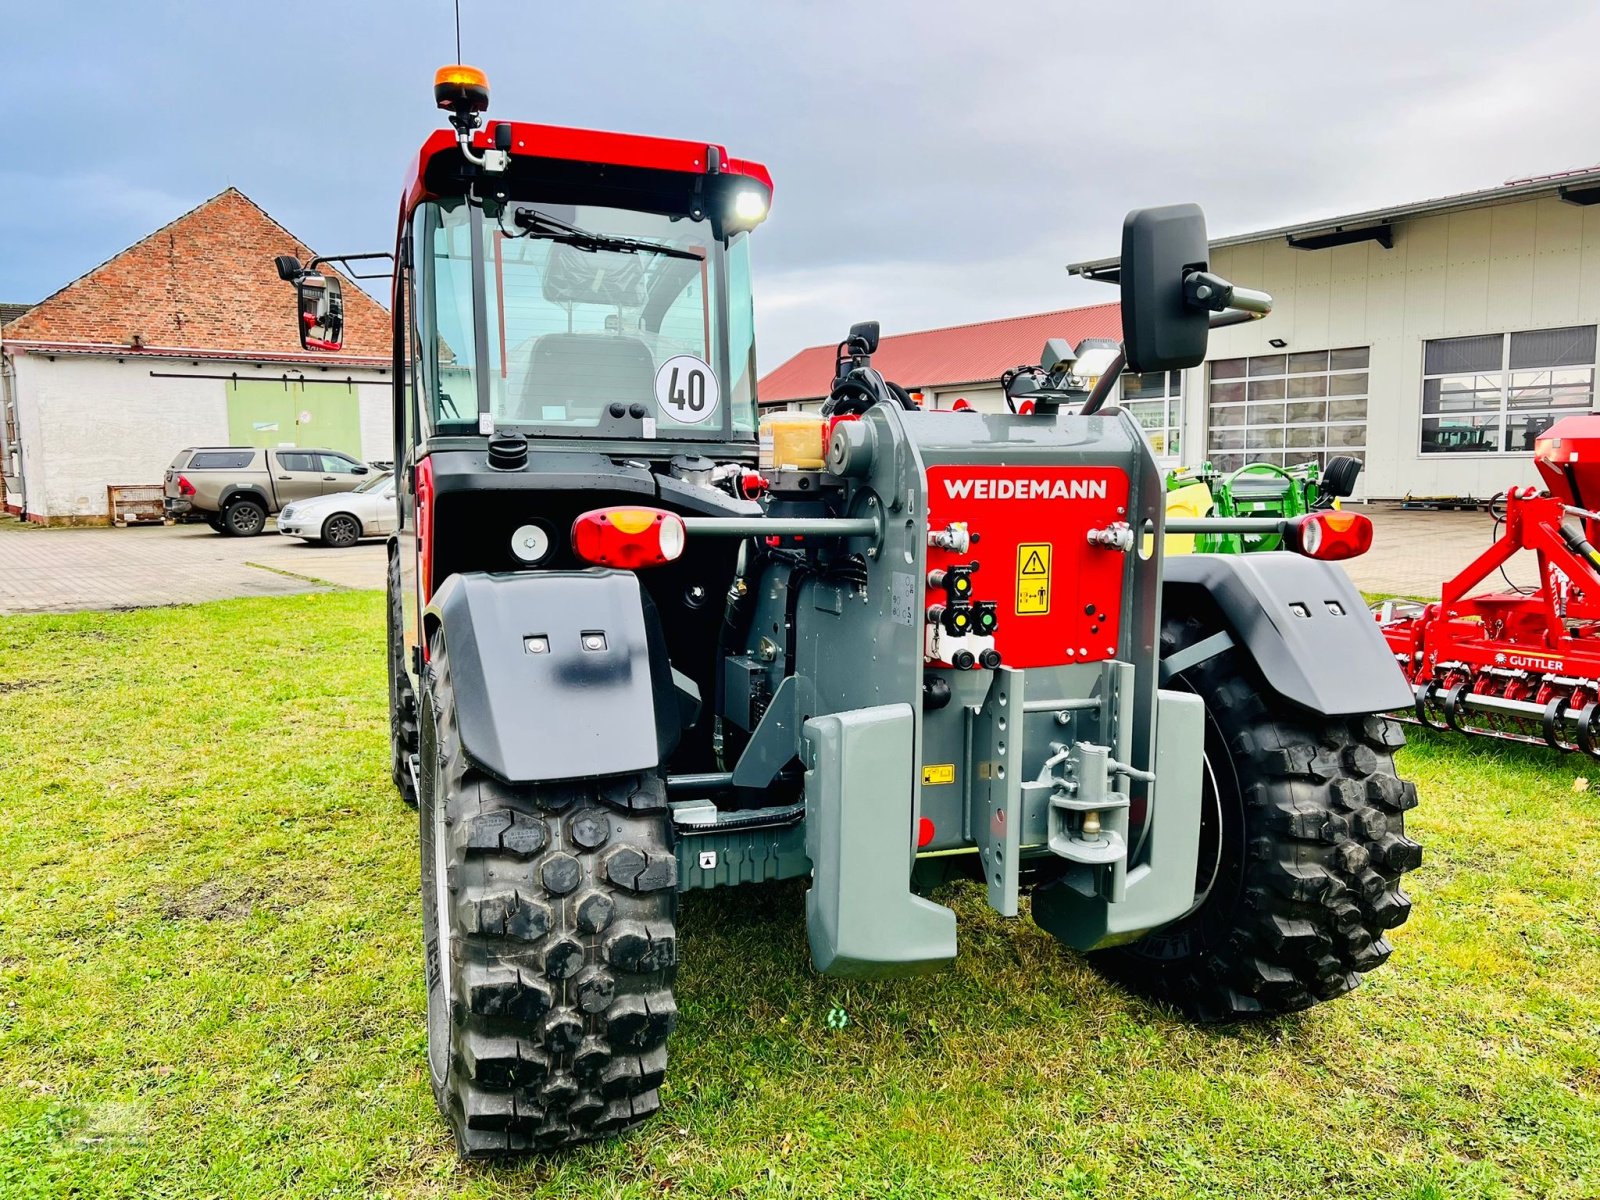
[277,471,397,547]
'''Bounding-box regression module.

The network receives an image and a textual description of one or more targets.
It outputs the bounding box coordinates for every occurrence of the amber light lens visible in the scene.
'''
[1292,511,1373,561]
[571,507,687,569]
[434,64,490,112]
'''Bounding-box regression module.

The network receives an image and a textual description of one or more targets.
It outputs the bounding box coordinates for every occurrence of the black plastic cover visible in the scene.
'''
[426,569,680,783]
[1120,204,1211,374]
[1164,554,1413,716]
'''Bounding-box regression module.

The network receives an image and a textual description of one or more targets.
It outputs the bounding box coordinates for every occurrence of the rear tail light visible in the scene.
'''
[571,507,687,569]
[1290,511,1373,561]
[177,475,196,497]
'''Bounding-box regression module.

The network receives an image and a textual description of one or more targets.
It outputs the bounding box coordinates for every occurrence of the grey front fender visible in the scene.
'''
[1162,553,1412,716]
[424,569,681,783]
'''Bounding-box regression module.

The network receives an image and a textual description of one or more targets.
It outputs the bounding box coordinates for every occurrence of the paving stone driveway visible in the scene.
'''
[0,505,1534,616]
[0,519,386,615]
[1353,506,1535,598]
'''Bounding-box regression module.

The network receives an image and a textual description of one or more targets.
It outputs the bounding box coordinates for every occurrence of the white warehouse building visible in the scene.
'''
[1069,166,1600,501]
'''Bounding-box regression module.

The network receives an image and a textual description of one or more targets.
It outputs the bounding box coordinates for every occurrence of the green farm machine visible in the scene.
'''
[277,65,1422,1156]
[1166,456,1364,554]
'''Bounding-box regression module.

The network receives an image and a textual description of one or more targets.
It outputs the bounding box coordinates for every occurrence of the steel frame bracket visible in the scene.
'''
[1159,629,1234,683]
[969,667,1024,917]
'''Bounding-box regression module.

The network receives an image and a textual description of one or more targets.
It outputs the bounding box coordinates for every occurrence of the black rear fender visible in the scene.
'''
[423,569,690,784]
[1161,553,1412,716]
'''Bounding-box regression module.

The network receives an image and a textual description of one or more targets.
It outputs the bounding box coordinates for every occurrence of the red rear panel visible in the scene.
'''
[925,465,1131,670]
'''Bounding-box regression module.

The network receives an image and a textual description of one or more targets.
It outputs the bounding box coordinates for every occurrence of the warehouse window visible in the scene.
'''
[1420,326,1595,454]
[1119,370,1183,458]
[1206,348,1369,474]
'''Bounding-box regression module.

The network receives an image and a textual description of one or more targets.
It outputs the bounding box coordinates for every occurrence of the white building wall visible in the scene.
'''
[8,353,391,521]
[1191,194,1600,500]
[358,380,395,462]
[923,385,1006,412]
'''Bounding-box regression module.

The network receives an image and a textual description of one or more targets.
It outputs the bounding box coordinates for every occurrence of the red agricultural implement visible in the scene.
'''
[1376,414,1600,754]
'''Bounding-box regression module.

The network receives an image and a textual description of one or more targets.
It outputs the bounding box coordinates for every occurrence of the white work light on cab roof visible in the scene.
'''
[733,190,769,223]
[1071,338,1122,385]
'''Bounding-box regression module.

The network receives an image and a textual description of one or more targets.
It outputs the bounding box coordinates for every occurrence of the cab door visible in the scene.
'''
[270,450,327,503]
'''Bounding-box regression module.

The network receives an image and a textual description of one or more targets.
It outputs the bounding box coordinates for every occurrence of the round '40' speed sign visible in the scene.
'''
[655,354,721,426]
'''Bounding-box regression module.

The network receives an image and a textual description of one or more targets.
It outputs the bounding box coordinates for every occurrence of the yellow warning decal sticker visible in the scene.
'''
[922,763,956,785]
[1017,542,1051,614]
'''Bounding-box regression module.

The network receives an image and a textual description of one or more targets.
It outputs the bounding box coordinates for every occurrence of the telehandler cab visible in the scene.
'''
[278,65,1422,1157]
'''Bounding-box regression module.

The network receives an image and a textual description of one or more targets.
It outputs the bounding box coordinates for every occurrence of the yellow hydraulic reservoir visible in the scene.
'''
[759,412,827,471]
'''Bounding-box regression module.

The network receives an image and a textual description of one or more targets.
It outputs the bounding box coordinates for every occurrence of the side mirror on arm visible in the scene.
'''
[1119,203,1213,374]
[297,272,345,352]
[1082,204,1275,416]
[847,320,880,356]
[1119,203,1276,374]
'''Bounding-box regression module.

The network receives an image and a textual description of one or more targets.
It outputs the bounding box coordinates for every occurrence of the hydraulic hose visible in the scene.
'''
[712,540,755,770]
[1560,518,1600,575]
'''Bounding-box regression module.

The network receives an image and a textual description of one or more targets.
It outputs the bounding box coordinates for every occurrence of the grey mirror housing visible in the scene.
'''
[1119,203,1210,374]
[847,320,880,355]
[297,272,344,352]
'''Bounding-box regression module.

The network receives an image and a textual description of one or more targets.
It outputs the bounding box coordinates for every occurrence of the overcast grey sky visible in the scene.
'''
[4,1,1600,363]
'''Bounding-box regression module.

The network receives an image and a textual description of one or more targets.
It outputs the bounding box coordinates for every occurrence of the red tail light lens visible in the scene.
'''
[1291,511,1372,561]
[177,475,196,497]
[571,507,687,569]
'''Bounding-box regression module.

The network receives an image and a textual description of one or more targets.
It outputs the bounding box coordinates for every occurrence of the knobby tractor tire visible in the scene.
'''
[1094,615,1422,1023]
[387,546,418,807]
[420,631,679,1157]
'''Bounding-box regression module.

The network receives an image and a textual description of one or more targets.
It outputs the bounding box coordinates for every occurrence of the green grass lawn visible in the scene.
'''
[1,592,1596,1199]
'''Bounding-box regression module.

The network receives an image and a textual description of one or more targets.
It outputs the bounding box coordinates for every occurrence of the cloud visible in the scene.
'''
[4,0,1599,363]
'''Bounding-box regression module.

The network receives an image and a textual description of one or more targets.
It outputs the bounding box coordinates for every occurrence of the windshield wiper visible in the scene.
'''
[508,208,704,261]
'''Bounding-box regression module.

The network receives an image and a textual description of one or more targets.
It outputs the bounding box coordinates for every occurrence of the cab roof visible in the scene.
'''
[403,121,773,221]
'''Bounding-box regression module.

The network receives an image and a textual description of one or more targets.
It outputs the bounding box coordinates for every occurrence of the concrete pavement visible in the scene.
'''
[1345,505,1535,598]
[0,519,386,615]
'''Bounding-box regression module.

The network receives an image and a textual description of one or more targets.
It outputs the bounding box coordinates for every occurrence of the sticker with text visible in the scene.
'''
[655,354,720,425]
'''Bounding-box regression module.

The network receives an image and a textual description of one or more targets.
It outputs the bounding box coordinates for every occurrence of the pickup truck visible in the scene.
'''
[164,446,371,536]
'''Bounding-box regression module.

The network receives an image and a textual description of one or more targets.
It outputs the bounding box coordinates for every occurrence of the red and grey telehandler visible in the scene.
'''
[277,65,1422,1156]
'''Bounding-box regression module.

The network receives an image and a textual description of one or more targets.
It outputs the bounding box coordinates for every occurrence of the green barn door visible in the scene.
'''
[226,380,296,447]
[226,381,362,457]
[293,382,363,456]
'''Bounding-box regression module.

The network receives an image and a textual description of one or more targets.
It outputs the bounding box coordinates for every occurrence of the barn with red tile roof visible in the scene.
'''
[0,188,392,523]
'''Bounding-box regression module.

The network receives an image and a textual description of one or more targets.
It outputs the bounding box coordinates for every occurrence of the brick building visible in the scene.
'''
[0,188,392,523]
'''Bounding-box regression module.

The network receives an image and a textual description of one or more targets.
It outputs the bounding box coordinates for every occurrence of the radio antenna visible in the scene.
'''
[453,0,462,62]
